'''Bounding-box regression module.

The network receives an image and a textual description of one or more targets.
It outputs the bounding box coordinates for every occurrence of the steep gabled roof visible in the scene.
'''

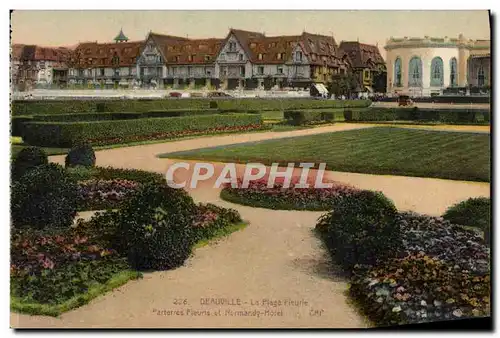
[164,38,223,65]
[69,40,143,67]
[338,41,385,68]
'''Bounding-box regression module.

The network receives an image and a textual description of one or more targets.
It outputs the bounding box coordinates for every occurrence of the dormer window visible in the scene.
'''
[296,51,303,61]
[276,53,283,60]
[229,42,236,51]
[174,56,179,62]
[205,55,211,61]
[258,53,263,60]
[239,54,244,61]
[188,55,193,62]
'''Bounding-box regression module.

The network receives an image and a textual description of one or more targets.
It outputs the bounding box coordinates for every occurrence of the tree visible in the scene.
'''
[329,72,358,98]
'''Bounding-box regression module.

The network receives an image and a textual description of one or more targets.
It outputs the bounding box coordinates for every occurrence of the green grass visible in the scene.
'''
[11,270,142,317]
[160,126,490,182]
[193,222,248,249]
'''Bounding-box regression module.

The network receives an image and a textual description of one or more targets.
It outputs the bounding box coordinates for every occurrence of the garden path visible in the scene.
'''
[11,123,489,328]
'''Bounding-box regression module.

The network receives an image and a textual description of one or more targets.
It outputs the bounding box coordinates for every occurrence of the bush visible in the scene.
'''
[316,190,400,270]
[23,114,264,147]
[117,183,197,271]
[209,101,218,109]
[11,163,78,229]
[66,165,99,181]
[284,110,323,125]
[442,197,490,230]
[11,146,48,181]
[11,116,33,136]
[65,141,96,168]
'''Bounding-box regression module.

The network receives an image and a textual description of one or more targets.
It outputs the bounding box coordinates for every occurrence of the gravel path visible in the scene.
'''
[11,123,490,328]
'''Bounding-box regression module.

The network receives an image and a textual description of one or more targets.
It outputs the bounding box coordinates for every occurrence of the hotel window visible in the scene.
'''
[478,66,485,87]
[258,53,263,60]
[206,68,212,76]
[174,56,179,62]
[205,55,211,61]
[258,66,264,75]
[229,42,236,51]
[220,53,226,61]
[173,67,177,75]
[277,66,283,74]
[188,55,193,62]
[430,57,444,86]
[240,66,245,76]
[100,68,104,76]
[408,56,423,87]
[188,66,192,76]
[239,54,244,61]
[296,51,303,61]
[449,57,458,87]
[394,57,402,87]
[276,53,282,60]
[114,68,120,77]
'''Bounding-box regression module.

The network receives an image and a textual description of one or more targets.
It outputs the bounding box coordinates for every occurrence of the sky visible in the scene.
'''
[10,10,491,58]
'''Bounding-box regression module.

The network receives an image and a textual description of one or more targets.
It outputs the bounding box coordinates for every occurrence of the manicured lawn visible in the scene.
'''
[161,127,490,182]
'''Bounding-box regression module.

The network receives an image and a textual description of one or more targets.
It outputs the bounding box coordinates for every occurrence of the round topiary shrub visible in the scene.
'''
[117,183,198,271]
[65,141,96,168]
[11,146,48,181]
[442,197,490,230]
[11,163,78,229]
[316,190,401,270]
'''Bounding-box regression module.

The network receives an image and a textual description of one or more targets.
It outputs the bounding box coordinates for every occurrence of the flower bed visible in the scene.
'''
[316,200,491,327]
[11,188,246,316]
[10,227,139,309]
[221,176,359,211]
[77,179,141,211]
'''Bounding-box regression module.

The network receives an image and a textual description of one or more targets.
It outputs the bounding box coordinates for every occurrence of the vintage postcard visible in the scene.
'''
[9,9,491,329]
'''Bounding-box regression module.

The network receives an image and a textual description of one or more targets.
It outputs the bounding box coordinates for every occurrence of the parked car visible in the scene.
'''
[207,91,232,98]
[169,92,182,98]
[398,95,414,107]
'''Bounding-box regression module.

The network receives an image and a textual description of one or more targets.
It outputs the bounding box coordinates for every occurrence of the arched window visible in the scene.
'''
[394,57,402,87]
[450,57,458,87]
[408,56,422,87]
[478,65,485,87]
[430,57,444,87]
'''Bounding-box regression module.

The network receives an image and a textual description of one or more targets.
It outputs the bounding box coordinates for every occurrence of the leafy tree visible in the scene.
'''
[329,72,358,98]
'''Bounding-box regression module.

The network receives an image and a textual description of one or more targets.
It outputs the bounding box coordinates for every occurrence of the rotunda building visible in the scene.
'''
[384,34,490,96]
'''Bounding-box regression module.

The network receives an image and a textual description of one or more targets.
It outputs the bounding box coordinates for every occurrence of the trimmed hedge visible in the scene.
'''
[23,114,263,147]
[11,116,34,137]
[12,98,371,116]
[30,109,225,122]
[284,109,345,125]
[344,107,490,124]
